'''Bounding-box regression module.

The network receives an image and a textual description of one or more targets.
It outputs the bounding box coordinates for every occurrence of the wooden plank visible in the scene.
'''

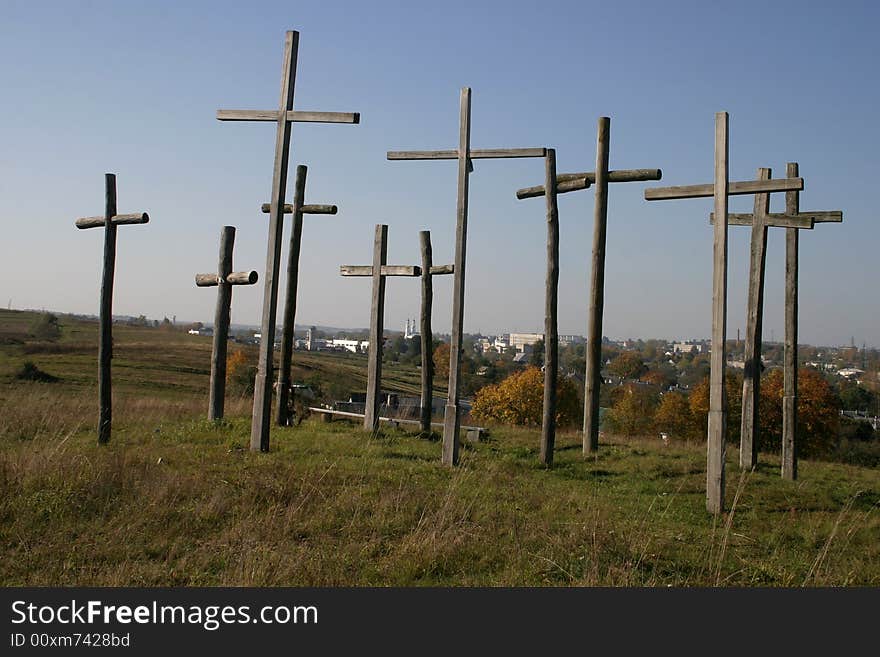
[260,202,337,214]
[195,273,220,287]
[226,271,258,285]
[541,148,559,466]
[387,147,546,160]
[216,109,280,121]
[645,177,803,200]
[707,111,729,515]
[782,162,800,482]
[429,264,454,275]
[583,118,610,456]
[306,407,486,432]
[365,224,388,432]
[419,230,434,435]
[76,213,149,229]
[275,165,307,427]
[208,226,235,422]
[517,169,661,199]
[249,29,299,453]
[739,168,770,471]
[287,110,360,124]
[340,265,374,277]
[442,87,472,467]
[516,177,590,200]
[340,265,420,277]
[97,173,117,445]
[710,212,814,229]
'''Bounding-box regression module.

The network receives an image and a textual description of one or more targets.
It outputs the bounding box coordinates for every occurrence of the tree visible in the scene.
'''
[529,339,545,367]
[471,366,581,427]
[433,342,450,380]
[758,368,840,457]
[689,372,743,443]
[607,351,646,381]
[604,383,658,436]
[653,391,695,440]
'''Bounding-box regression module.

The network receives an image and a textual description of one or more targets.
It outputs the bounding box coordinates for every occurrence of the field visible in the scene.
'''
[1,309,878,586]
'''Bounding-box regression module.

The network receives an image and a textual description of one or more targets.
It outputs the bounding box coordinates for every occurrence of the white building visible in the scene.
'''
[509,332,544,352]
[673,342,704,355]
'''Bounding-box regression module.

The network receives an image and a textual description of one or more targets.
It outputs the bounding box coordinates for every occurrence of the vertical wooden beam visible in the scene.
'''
[540,149,560,466]
[250,30,299,452]
[782,162,799,481]
[739,167,770,469]
[209,226,236,421]
[583,117,610,455]
[275,165,307,426]
[98,173,118,444]
[419,230,434,435]
[707,112,729,515]
[442,87,472,466]
[365,224,388,432]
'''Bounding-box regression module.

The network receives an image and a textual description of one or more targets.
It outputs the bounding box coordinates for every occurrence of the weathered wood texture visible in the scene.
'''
[75,173,149,444]
[387,147,546,160]
[709,212,843,228]
[365,225,389,432]
[75,213,149,228]
[261,202,337,214]
[195,271,257,287]
[217,110,359,124]
[516,168,661,199]
[783,162,800,481]
[275,165,307,427]
[541,149,559,466]
[740,168,771,470]
[584,118,611,455]
[340,265,421,277]
[707,112,729,515]
[419,231,434,435]
[645,177,802,200]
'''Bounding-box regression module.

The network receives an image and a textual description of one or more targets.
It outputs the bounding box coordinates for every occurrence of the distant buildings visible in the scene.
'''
[673,341,704,354]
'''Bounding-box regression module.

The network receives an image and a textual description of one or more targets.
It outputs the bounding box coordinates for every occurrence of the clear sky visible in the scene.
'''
[1,0,877,347]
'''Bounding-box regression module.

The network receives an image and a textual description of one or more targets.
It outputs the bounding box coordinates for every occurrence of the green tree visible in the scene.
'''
[28,313,60,341]
[607,351,646,381]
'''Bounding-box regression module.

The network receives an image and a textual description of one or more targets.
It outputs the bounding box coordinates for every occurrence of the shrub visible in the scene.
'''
[28,313,60,341]
[14,361,59,383]
[471,366,581,427]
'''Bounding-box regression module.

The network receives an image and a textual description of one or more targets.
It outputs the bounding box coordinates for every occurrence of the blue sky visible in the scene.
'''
[1,0,877,347]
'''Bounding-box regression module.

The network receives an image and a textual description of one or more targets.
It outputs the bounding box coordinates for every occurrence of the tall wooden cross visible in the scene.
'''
[517,117,662,459]
[387,87,546,466]
[217,29,360,452]
[257,164,339,426]
[340,224,421,432]
[194,226,258,422]
[644,112,804,514]
[74,173,149,444]
[709,163,842,477]
[418,230,454,435]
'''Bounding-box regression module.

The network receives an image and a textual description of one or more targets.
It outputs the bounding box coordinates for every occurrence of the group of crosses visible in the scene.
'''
[73,30,843,514]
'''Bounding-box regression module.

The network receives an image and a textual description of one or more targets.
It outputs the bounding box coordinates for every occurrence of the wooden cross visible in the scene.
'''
[387,87,546,466]
[517,118,662,460]
[644,112,804,515]
[194,226,258,422]
[257,164,339,427]
[217,29,360,452]
[709,163,842,478]
[74,173,149,444]
[340,224,421,432]
[418,230,454,435]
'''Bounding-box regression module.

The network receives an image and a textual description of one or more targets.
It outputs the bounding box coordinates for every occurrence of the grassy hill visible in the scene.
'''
[1,309,878,586]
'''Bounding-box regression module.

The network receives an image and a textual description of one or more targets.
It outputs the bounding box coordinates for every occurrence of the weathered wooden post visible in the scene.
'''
[194,226,259,422]
[258,165,338,426]
[418,230,454,435]
[709,162,842,477]
[388,87,546,465]
[74,173,149,444]
[517,118,662,458]
[340,225,421,432]
[644,112,804,514]
[217,29,360,452]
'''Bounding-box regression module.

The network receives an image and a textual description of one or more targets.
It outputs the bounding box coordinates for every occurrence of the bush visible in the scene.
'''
[14,361,59,383]
[653,391,696,440]
[28,313,60,341]
[471,366,581,427]
[604,383,658,436]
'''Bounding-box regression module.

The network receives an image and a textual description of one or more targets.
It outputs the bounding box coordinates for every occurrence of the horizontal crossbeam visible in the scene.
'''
[195,271,259,287]
[709,213,814,229]
[516,168,662,199]
[76,213,149,229]
[645,178,803,201]
[387,147,546,160]
[709,210,842,228]
[216,110,360,124]
[340,265,421,277]
[260,203,338,215]
[429,264,454,275]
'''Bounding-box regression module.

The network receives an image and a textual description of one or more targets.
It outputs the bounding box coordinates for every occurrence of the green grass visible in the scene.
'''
[0,309,878,586]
